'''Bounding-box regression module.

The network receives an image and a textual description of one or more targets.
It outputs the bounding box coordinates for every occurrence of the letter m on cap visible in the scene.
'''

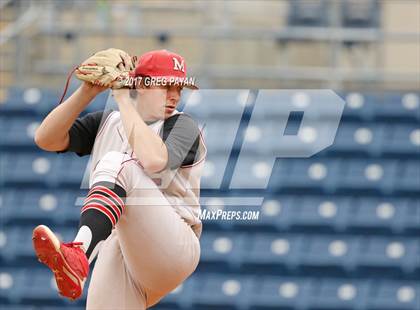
[173,57,185,72]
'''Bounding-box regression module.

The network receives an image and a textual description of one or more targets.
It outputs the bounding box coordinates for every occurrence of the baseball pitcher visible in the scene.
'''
[32,49,205,309]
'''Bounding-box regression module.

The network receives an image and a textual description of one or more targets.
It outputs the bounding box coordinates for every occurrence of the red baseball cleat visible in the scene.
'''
[32,225,89,300]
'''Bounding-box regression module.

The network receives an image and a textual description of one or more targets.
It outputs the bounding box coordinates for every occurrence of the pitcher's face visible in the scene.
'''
[137,84,182,120]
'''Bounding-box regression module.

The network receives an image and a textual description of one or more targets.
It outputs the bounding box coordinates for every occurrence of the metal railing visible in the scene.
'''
[1,0,419,90]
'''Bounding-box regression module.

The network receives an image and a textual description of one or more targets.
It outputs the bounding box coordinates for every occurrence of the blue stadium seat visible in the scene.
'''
[346,197,409,234]
[373,92,420,122]
[0,227,74,263]
[199,232,245,270]
[21,268,86,302]
[0,117,40,149]
[7,152,89,187]
[229,155,279,190]
[366,280,420,310]
[241,121,321,157]
[336,159,397,194]
[396,160,420,194]
[54,155,90,186]
[381,124,420,156]
[298,236,359,273]
[59,191,86,224]
[0,306,36,310]
[37,308,85,310]
[0,189,82,226]
[339,92,420,122]
[307,278,369,310]
[157,276,195,309]
[200,155,230,189]
[245,233,303,271]
[253,196,296,231]
[2,153,58,186]
[180,89,248,120]
[331,123,384,156]
[250,276,310,309]
[0,87,58,116]
[0,268,27,303]
[357,237,420,275]
[191,275,253,309]
[271,158,340,193]
[1,152,89,187]
[0,86,110,118]
[249,90,345,121]
[290,196,352,233]
[404,199,420,234]
[340,92,376,121]
[202,120,241,155]
[0,228,35,262]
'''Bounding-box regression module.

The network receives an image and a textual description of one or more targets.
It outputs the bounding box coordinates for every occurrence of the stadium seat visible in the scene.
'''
[403,199,420,234]
[2,153,58,186]
[0,268,27,303]
[0,307,36,310]
[157,276,195,309]
[0,189,82,226]
[54,155,90,186]
[271,158,340,194]
[0,228,34,263]
[252,196,296,231]
[21,267,87,302]
[396,160,420,194]
[366,280,420,310]
[0,117,40,150]
[0,227,74,263]
[346,197,409,234]
[200,155,230,189]
[250,276,310,309]
[180,89,249,120]
[298,236,359,274]
[306,278,369,310]
[2,152,89,187]
[230,154,280,190]
[0,87,57,116]
[290,196,352,233]
[250,90,345,122]
[381,124,420,157]
[287,0,329,27]
[340,92,376,121]
[199,232,245,270]
[190,275,253,309]
[331,123,384,156]
[245,233,303,272]
[373,92,420,122]
[340,0,380,28]
[357,237,420,276]
[202,119,241,155]
[241,120,324,157]
[336,159,397,194]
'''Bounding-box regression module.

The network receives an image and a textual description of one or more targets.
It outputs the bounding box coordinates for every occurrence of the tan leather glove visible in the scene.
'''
[75,48,136,88]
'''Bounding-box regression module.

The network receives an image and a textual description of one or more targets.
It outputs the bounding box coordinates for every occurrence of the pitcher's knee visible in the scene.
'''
[91,151,130,186]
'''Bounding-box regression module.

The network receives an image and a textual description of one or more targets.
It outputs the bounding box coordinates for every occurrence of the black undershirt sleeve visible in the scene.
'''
[59,110,111,157]
[161,114,201,170]
[61,111,200,168]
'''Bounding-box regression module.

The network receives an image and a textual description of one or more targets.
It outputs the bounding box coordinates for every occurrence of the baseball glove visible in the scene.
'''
[75,48,136,88]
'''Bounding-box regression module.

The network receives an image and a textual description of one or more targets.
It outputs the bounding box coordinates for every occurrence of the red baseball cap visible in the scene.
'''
[132,49,198,89]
